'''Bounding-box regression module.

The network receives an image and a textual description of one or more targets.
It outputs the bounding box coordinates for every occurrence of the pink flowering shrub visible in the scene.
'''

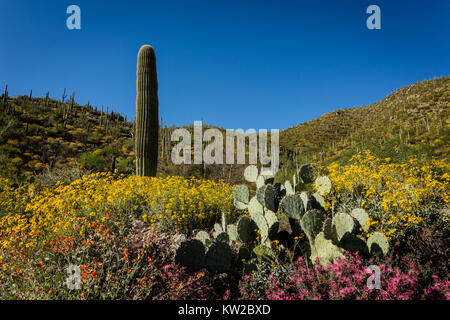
[153,264,237,300]
[3,209,446,300]
[151,265,214,300]
[239,253,449,300]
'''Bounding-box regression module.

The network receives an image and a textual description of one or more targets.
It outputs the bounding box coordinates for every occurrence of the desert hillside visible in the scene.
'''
[1,77,448,185]
[278,77,449,181]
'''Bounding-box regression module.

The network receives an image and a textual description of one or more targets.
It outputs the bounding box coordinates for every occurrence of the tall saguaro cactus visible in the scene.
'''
[135,45,159,176]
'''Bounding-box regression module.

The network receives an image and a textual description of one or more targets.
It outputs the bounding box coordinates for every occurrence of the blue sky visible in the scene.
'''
[0,0,449,130]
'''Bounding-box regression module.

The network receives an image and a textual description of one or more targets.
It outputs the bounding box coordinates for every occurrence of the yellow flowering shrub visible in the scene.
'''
[322,150,449,238]
[0,173,239,251]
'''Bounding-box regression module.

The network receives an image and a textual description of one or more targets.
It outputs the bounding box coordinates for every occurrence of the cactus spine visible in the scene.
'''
[135,45,159,177]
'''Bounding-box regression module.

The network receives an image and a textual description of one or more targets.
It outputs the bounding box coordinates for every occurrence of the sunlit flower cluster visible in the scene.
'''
[323,150,449,236]
[0,173,239,252]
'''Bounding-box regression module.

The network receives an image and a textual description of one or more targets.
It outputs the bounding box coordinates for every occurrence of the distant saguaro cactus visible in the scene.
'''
[135,45,159,176]
[2,85,8,106]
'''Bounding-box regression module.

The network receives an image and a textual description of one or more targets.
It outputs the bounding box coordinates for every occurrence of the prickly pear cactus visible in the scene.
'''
[174,239,205,272]
[248,197,264,217]
[205,241,233,273]
[216,232,230,243]
[310,232,342,266]
[238,245,252,261]
[253,245,276,263]
[367,232,389,255]
[311,192,326,209]
[315,176,332,196]
[263,173,275,185]
[300,209,326,243]
[275,182,286,199]
[237,216,257,245]
[350,208,370,232]
[333,212,355,241]
[284,180,295,195]
[339,233,369,254]
[256,187,265,205]
[263,184,277,212]
[227,224,239,242]
[280,194,304,220]
[299,164,317,184]
[195,231,212,247]
[251,212,269,243]
[322,217,339,244]
[264,209,279,239]
[233,185,250,210]
[299,192,312,211]
[213,223,223,238]
[243,165,258,183]
[256,175,265,188]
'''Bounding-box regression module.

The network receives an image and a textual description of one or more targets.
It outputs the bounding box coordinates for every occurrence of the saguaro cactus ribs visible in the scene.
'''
[135,45,159,176]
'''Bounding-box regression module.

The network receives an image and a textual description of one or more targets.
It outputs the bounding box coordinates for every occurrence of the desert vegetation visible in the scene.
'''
[0,75,448,299]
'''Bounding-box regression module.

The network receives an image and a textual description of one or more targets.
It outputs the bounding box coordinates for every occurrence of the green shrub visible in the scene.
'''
[79,152,106,171]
